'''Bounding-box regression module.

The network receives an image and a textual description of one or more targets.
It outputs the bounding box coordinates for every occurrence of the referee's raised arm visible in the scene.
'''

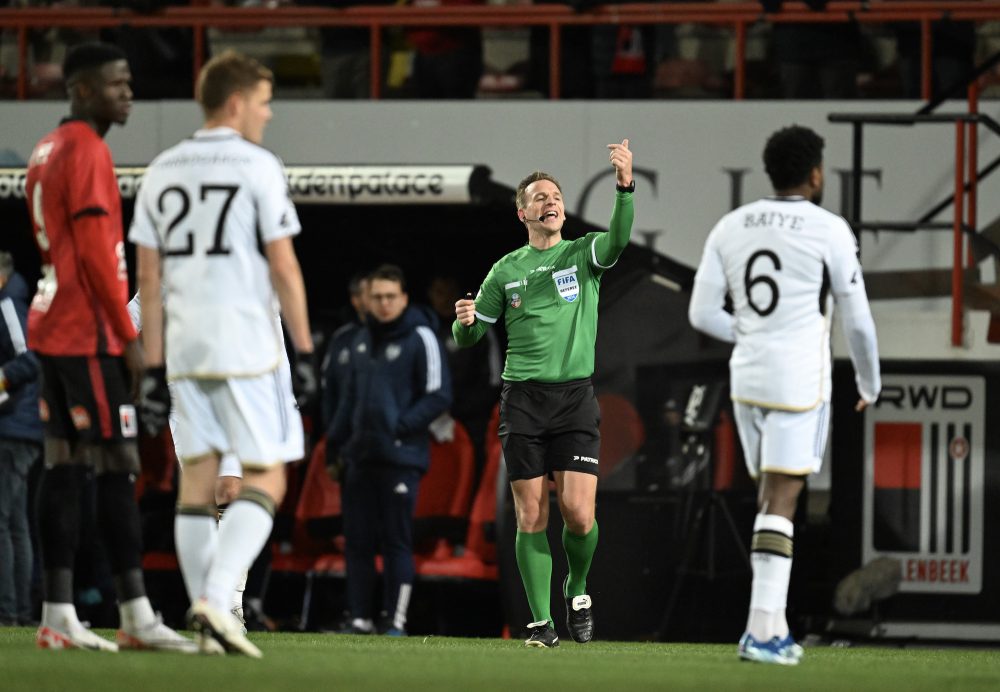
[594,138,635,268]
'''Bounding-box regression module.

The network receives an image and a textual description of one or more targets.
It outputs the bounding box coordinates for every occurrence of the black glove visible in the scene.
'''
[138,366,170,436]
[292,350,318,409]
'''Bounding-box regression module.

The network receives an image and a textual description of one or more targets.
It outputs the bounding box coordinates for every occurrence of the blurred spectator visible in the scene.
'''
[530,0,657,99]
[321,272,369,433]
[100,0,196,99]
[653,22,744,98]
[304,0,395,99]
[588,0,658,100]
[0,251,43,627]
[0,1,93,99]
[767,1,864,99]
[426,275,501,478]
[406,0,484,98]
[526,0,591,98]
[327,264,451,635]
[895,18,975,99]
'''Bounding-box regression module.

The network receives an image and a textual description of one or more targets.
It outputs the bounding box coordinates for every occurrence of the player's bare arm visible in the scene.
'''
[266,236,313,354]
[136,246,164,367]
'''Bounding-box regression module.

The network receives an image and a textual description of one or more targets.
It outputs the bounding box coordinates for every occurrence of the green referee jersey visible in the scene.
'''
[453,190,634,382]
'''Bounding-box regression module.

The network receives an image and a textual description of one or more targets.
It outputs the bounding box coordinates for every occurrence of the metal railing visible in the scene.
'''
[3,1,1000,100]
[828,95,1000,346]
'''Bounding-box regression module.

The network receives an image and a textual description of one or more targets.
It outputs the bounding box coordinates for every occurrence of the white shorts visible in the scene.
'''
[168,410,247,477]
[732,400,830,480]
[170,370,304,471]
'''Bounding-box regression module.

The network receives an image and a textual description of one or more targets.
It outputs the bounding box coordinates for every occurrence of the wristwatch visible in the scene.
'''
[616,180,635,193]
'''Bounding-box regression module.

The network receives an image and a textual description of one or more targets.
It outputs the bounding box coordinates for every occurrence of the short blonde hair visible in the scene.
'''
[196,50,273,116]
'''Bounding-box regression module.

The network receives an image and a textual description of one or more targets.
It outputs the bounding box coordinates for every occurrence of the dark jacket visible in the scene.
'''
[0,272,42,443]
[330,305,451,472]
[321,318,363,431]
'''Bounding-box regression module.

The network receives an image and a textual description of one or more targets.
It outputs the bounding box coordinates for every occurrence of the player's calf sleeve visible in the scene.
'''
[515,529,553,625]
[562,520,598,598]
[96,472,146,600]
[204,488,276,612]
[37,465,84,603]
[748,513,794,640]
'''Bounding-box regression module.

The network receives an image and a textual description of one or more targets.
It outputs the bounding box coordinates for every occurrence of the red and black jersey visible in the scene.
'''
[26,119,136,357]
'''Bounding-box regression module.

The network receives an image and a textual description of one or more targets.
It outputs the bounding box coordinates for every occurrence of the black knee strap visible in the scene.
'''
[236,487,277,517]
[176,504,218,517]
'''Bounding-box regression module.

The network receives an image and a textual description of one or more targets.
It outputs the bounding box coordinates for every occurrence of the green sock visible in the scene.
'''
[515,529,552,625]
[563,520,599,598]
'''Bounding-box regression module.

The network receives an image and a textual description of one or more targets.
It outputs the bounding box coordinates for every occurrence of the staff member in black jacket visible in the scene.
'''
[0,252,42,627]
[328,264,451,636]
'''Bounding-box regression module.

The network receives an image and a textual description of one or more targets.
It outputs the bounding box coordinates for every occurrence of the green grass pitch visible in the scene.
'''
[2,628,999,692]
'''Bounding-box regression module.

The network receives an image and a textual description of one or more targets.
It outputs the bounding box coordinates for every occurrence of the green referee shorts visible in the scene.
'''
[498,378,601,482]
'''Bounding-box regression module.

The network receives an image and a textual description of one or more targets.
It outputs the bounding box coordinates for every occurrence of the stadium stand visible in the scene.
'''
[418,405,502,580]
[414,420,476,560]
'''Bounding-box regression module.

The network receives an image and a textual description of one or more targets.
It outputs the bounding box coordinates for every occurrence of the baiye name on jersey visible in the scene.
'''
[743,211,805,230]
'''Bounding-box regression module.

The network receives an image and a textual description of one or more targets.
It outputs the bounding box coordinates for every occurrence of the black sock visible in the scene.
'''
[37,465,83,603]
[96,472,146,601]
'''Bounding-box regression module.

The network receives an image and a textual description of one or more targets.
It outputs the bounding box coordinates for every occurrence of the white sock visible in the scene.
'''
[220,508,248,612]
[746,513,793,642]
[233,571,248,612]
[203,499,273,613]
[41,602,82,631]
[175,513,219,604]
[119,596,157,631]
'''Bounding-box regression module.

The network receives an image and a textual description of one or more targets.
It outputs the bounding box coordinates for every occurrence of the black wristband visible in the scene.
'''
[616,180,635,193]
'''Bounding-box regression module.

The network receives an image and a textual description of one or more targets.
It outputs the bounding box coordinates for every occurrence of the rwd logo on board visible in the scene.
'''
[863,374,985,594]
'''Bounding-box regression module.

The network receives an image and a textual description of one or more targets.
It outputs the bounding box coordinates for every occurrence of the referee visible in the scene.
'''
[453,139,634,648]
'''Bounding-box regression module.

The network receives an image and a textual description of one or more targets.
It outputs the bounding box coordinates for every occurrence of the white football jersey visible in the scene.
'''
[692,196,867,410]
[129,127,301,379]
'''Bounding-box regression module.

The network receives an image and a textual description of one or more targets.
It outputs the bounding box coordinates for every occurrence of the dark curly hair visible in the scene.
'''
[763,126,824,191]
[62,42,127,85]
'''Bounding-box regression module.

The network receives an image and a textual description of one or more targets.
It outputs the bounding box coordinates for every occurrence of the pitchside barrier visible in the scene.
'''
[830,360,1000,641]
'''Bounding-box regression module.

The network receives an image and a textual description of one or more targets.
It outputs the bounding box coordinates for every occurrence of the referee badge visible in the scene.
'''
[510,293,522,309]
[552,266,580,303]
